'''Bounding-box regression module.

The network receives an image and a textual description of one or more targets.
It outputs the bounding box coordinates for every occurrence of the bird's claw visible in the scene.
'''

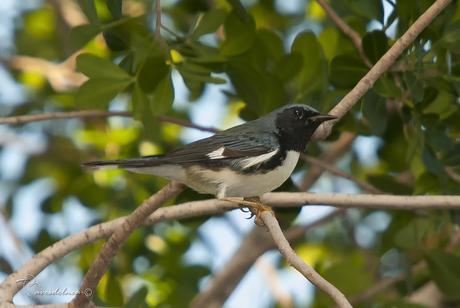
[221,197,274,226]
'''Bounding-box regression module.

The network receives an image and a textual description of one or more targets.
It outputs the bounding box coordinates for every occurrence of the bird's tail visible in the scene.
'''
[83,155,163,170]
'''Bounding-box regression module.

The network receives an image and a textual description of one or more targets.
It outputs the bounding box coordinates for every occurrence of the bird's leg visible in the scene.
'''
[221,197,274,226]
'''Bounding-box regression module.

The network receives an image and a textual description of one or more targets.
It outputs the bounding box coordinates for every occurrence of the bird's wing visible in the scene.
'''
[159,130,280,166]
[83,128,280,170]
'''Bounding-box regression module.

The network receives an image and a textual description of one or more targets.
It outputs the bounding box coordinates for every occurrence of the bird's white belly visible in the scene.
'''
[187,151,300,198]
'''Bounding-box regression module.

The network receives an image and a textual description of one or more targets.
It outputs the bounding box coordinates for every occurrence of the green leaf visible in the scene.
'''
[107,0,123,19]
[257,29,285,62]
[425,250,460,299]
[77,0,98,23]
[345,0,384,23]
[404,71,425,103]
[425,127,453,152]
[70,24,101,51]
[192,9,227,38]
[422,147,444,176]
[367,174,412,195]
[394,218,433,249]
[362,90,387,135]
[137,56,169,93]
[443,144,460,167]
[178,69,226,84]
[105,274,124,306]
[220,12,255,56]
[103,30,129,51]
[274,53,303,82]
[124,287,148,308]
[330,54,367,88]
[76,78,132,108]
[291,31,323,93]
[433,21,460,54]
[374,76,402,98]
[76,54,132,80]
[422,90,457,119]
[151,71,174,115]
[132,83,150,120]
[362,30,388,64]
[227,63,284,115]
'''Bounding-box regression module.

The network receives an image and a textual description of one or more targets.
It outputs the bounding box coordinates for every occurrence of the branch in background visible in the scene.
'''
[155,0,162,39]
[46,0,87,27]
[0,110,218,133]
[313,0,453,140]
[0,110,131,125]
[7,55,87,92]
[70,181,184,307]
[255,258,293,308]
[315,0,371,67]
[301,154,383,194]
[445,167,460,184]
[300,131,356,190]
[260,211,352,307]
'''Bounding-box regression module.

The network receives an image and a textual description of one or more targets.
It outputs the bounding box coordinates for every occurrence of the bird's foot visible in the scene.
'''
[221,197,273,226]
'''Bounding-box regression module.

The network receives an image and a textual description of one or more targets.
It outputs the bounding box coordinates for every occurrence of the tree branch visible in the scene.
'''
[301,154,383,194]
[262,192,460,210]
[69,181,184,307]
[260,211,352,307]
[313,0,453,140]
[0,110,218,133]
[315,0,371,67]
[300,131,356,190]
[155,0,161,39]
[7,54,87,92]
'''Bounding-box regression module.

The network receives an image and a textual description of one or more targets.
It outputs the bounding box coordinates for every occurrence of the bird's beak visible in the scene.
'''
[310,114,337,123]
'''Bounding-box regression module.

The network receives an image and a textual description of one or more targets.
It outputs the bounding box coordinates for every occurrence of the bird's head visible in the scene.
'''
[273,104,336,151]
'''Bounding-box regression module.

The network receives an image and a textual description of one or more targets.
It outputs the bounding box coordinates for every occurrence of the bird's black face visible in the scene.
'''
[275,106,336,151]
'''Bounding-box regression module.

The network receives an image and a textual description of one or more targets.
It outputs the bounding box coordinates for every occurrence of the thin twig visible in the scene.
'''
[315,0,372,67]
[445,167,460,184]
[300,131,356,190]
[155,0,161,39]
[0,110,218,133]
[0,110,131,125]
[260,211,352,307]
[313,0,453,140]
[302,154,383,194]
[70,182,184,307]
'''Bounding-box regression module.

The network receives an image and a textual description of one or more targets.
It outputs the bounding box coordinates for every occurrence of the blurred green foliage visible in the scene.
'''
[2,0,460,307]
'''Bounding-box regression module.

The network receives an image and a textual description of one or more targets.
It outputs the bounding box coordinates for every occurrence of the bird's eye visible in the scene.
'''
[294,109,303,120]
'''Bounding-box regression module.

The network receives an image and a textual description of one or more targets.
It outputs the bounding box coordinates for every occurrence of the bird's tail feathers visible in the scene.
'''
[83,155,163,170]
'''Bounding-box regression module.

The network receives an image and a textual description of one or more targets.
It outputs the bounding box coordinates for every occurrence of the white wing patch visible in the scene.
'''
[207,147,226,159]
[238,148,279,169]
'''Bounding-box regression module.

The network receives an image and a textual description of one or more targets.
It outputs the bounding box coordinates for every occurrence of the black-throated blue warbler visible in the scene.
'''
[84,104,335,204]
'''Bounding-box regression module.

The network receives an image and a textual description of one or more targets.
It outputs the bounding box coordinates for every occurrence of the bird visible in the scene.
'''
[84,104,336,219]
